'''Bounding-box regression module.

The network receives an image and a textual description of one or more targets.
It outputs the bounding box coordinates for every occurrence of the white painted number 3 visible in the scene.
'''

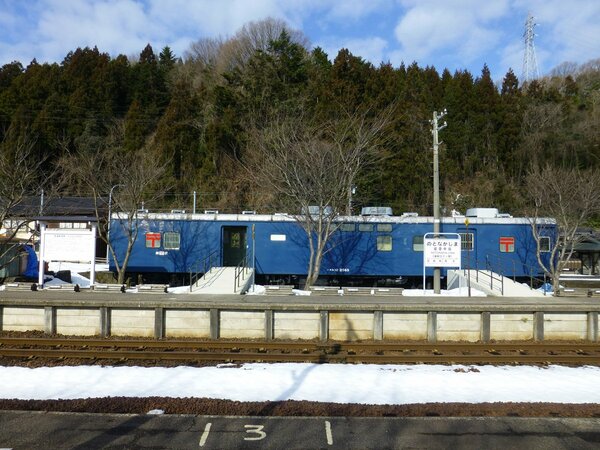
[244,424,267,441]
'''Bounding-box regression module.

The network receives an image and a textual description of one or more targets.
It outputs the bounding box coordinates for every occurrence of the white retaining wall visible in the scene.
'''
[0,306,597,342]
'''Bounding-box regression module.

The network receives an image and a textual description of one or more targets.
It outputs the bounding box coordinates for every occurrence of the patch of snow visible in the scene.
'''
[167,285,191,294]
[403,287,486,297]
[1,364,599,404]
[293,289,312,296]
[245,285,266,295]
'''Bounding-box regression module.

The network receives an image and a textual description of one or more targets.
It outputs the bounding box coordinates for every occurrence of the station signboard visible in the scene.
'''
[424,235,461,267]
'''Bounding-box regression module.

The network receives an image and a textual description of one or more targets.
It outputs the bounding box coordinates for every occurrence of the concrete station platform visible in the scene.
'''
[0,291,598,342]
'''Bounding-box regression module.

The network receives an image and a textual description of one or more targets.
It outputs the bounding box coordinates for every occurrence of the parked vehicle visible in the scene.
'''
[108,207,556,288]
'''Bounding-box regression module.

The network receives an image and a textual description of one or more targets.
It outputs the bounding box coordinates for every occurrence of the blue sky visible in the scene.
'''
[0,0,598,82]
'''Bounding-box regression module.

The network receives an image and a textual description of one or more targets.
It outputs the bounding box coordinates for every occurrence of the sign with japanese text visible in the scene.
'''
[43,228,95,263]
[424,235,462,267]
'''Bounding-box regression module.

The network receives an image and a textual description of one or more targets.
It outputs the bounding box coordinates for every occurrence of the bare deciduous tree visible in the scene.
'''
[244,106,394,289]
[525,165,600,293]
[61,122,170,285]
[0,131,53,273]
[185,18,309,75]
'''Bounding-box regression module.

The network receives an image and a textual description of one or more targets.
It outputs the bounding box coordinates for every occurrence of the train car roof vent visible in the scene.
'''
[302,205,333,216]
[170,209,186,214]
[466,208,499,218]
[242,210,257,215]
[361,206,393,216]
[204,209,219,214]
[401,212,419,218]
[496,213,513,218]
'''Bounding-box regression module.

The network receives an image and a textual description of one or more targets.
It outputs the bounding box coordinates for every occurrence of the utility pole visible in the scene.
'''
[430,109,447,294]
[347,185,356,216]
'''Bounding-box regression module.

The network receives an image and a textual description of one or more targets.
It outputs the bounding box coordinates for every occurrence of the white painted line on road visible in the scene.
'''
[199,422,211,447]
[325,420,333,445]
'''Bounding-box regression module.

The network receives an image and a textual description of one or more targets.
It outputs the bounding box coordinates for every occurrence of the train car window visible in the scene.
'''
[163,232,180,250]
[340,223,355,232]
[145,232,161,249]
[459,232,474,251]
[359,223,374,232]
[377,223,393,232]
[539,236,551,252]
[413,235,424,251]
[377,235,392,251]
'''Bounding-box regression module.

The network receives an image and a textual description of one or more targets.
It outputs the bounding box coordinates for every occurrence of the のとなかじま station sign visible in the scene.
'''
[423,234,462,268]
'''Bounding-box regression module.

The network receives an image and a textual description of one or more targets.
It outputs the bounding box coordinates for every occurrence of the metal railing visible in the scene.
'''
[189,250,218,292]
[462,255,550,296]
[234,255,251,292]
[466,265,504,295]
[484,254,549,292]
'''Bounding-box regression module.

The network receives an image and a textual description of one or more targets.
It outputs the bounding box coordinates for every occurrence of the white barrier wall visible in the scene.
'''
[220,311,264,339]
[329,312,373,340]
[383,313,428,340]
[274,312,320,339]
[56,308,100,336]
[110,309,154,337]
[165,309,211,338]
[544,313,588,340]
[0,306,597,342]
[490,314,534,340]
[2,307,45,332]
[437,313,481,342]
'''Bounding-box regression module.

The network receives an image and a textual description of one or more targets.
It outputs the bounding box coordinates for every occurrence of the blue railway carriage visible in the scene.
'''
[108,207,556,288]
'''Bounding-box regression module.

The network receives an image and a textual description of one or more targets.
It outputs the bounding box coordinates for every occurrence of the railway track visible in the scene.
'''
[1,337,599,365]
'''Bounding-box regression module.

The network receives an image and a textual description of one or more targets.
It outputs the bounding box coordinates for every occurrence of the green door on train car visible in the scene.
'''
[222,226,247,266]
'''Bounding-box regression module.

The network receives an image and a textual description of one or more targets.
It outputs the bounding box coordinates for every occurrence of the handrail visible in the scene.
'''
[189,250,218,292]
[462,254,550,295]
[484,254,549,292]
[474,265,504,295]
[234,255,250,292]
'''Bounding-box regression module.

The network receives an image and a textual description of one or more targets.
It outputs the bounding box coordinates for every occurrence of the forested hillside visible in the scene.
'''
[1,19,599,216]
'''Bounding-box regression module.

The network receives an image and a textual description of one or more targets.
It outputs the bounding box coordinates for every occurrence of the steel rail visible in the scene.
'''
[1,337,599,353]
[0,337,325,350]
[1,347,600,364]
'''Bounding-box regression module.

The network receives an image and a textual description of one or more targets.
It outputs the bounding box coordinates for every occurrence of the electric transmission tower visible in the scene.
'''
[522,12,540,83]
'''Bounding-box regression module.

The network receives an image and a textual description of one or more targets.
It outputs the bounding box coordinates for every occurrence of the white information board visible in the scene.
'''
[38,222,97,288]
[424,235,461,267]
[43,229,95,262]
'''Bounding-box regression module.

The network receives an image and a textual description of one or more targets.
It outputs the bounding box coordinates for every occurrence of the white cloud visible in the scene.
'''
[324,0,391,22]
[147,0,289,37]
[392,0,510,66]
[317,36,388,64]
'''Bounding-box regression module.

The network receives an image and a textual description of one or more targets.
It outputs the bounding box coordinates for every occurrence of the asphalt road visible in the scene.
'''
[0,411,599,449]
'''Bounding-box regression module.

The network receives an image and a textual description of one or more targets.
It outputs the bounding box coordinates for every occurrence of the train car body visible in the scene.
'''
[108,208,556,287]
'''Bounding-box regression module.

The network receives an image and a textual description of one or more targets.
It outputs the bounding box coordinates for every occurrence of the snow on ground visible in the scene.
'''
[0,364,599,404]
[45,261,109,288]
[403,287,486,296]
